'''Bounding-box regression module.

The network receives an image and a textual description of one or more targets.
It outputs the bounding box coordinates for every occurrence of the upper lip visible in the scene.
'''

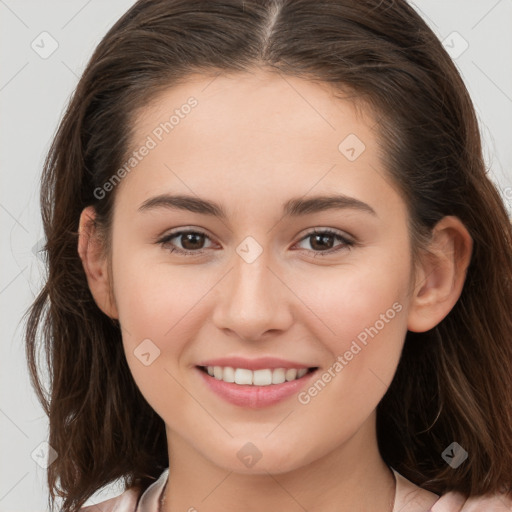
[196,356,317,371]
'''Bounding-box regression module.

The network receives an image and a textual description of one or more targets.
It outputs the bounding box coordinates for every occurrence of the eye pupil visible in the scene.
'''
[181,232,204,250]
[311,233,334,251]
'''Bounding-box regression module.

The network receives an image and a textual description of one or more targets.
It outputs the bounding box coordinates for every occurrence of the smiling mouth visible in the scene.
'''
[196,365,318,386]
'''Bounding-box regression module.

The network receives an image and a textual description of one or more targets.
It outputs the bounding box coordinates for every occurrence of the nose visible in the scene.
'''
[212,252,294,342]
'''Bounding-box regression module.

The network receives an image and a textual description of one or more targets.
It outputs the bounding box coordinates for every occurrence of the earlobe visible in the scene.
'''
[407,216,473,333]
[77,206,119,319]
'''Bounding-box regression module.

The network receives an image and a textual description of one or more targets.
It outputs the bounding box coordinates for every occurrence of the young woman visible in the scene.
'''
[25,1,512,511]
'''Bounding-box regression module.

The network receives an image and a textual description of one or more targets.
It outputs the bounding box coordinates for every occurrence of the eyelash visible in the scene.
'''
[157,228,355,257]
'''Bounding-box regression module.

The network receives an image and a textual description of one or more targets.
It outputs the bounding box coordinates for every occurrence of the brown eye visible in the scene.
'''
[309,233,336,251]
[178,232,206,250]
[296,229,354,256]
[158,230,214,255]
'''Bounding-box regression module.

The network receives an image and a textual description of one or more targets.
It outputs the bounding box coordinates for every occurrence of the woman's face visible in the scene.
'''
[108,70,416,474]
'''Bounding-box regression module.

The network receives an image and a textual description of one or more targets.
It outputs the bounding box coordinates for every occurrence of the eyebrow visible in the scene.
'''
[138,193,377,218]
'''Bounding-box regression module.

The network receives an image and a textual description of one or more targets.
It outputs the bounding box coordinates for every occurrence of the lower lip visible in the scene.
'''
[196,367,317,408]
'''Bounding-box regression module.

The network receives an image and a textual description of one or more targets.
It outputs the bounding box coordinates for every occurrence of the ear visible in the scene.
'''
[407,216,473,332]
[77,206,119,319]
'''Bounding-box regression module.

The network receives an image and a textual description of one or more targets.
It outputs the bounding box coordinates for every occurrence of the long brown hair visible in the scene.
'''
[24,1,512,510]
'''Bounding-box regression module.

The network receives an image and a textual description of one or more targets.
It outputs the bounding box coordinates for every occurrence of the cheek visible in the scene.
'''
[291,256,410,352]
[111,241,209,341]
[110,244,227,411]
[288,255,410,415]
[111,257,209,420]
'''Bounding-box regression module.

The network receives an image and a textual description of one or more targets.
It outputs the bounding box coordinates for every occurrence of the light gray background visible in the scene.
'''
[1,1,511,510]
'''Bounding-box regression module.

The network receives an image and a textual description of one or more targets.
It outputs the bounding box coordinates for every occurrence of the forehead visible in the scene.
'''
[113,70,404,223]
[131,68,375,153]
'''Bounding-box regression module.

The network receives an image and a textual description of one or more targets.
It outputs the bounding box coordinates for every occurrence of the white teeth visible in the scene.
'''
[222,366,235,383]
[285,368,297,381]
[272,368,286,384]
[204,366,313,385]
[234,368,253,385]
[253,369,272,386]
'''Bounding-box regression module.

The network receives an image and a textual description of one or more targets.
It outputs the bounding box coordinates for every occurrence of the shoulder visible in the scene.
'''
[79,486,142,512]
[393,468,512,511]
[432,490,512,511]
[392,468,440,512]
[80,468,169,512]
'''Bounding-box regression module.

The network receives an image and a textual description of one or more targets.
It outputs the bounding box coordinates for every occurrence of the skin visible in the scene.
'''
[78,69,476,511]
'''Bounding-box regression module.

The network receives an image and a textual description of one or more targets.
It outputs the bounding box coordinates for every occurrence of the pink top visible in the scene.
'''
[79,466,463,511]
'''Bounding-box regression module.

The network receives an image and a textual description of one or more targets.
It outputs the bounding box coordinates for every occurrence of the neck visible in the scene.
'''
[162,415,396,512]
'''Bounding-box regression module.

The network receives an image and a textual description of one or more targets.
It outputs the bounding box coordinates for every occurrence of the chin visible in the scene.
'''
[210,439,309,475]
